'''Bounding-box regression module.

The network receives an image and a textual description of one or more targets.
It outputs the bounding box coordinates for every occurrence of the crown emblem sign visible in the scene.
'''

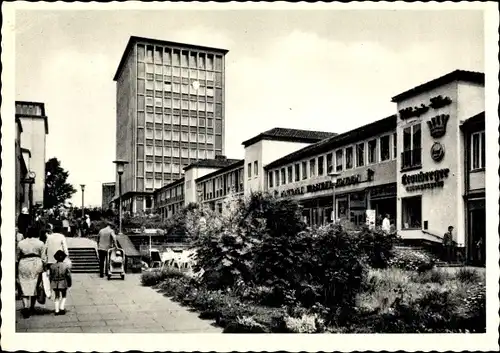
[427,114,449,138]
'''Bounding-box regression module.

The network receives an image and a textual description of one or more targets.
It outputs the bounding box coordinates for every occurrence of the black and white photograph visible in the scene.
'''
[1,2,498,352]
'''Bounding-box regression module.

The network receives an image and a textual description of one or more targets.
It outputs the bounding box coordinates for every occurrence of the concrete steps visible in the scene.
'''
[68,247,100,273]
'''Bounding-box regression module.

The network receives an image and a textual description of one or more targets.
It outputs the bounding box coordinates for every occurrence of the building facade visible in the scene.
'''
[101,182,116,210]
[113,36,228,214]
[15,101,49,208]
[151,70,486,265]
[15,117,29,215]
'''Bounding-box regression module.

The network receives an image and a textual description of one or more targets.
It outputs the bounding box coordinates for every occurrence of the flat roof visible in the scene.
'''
[195,159,244,183]
[265,115,397,170]
[113,36,229,81]
[391,70,484,103]
[242,127,336,148]
[154,177,185,194]
[15,101,49,134]
[183,156,241,172]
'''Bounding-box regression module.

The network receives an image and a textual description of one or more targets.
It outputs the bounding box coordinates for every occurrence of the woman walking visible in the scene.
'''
[43,223,70,271]
[16,226,45,318]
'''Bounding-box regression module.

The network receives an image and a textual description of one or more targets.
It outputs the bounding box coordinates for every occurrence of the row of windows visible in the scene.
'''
[138,65,223,87]
[268,133,397,187]
[199,168,244,201]
[247,161,259,179]
[157,183,185,202]
[140,81,222,99]
[137,44,223,72]
[139,130,218,144]
[138,95,223,113]
[471,131,486,170]
[139,113,222,126]
[138,145,218,160]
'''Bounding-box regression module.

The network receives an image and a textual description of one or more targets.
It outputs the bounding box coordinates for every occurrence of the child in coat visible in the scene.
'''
[50,250,72,315]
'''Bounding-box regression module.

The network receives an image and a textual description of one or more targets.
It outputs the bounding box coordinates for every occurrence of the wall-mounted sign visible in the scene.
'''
[399,104,430,120]
[429,95,452,109]
[430,142,445,162]
[427,114,449,138]
[279,171,370,198]
[370,184,397,199]
[399,95,452,120]
[401,168,450,192]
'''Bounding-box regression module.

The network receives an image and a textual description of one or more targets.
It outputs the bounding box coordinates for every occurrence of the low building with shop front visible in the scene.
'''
[151,69,486,265]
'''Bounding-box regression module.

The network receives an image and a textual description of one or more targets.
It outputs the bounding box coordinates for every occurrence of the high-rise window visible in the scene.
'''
[336,150,343,172]
[145,128,154,139]
[181,116,188,126]
[207,71,214,81]
[198,55,205,69]
[471,131,486,170]
[172,131,180,141]
[164,146,171,156]
[198,134,206,143]
[181,148,189,158]
[181,52,188,67]
[190,132,197,142]
[207,150,215,159]
[146,46,153,62]
[215,56,223,71]
[137,45,145,61]
[207,135,214,144]
[346,147,353,169]
[189,53,197,68]
[173,115,180,125]
[356,143,365,167]
[163,49,171,65]
[172,50,180,66]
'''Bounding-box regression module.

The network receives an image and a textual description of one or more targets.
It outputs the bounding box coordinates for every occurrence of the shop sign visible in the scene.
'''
[401,168,450,192]
[370,184,397,199]
[366,209,376,229]
[427,114,449,138]
[430,142,445,162]
[280,174,363,197]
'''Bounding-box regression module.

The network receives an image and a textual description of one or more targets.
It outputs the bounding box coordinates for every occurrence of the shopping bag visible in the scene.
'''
[36,277,46,305]
[41,271,51,299]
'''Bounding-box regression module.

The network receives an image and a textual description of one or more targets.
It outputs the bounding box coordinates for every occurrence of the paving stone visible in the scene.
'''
[81,326,113,333]
[77,313,103,322]
[29,327,83,333]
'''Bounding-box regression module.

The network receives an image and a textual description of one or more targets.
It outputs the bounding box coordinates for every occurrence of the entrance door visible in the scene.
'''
[336,197,348,221]
[468,205,486,266]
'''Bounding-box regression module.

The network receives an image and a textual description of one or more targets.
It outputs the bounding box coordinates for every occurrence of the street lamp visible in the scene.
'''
[113,159,129,234]
[328,169,341,224]
[80,184,85,218]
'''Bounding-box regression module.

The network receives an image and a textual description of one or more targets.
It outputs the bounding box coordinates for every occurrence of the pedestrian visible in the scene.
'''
[382,214,391,234]
[475,236,484,266]
[17,207,32,238]
[43,223,70,271]
[97,221,118,278]
[62,217,70,237]
[85,214,91,232]
[16,226,45,318]
[442,226,455,263]
[49,250,72,316]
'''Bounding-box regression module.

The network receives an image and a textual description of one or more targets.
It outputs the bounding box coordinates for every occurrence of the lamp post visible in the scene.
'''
[80,184,85,218]
[113,159,129,234]
[328,170,341,224]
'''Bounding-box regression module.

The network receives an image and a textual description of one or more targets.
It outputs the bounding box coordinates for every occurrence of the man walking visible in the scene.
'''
[97,222,117,278]
[442,226,455,263]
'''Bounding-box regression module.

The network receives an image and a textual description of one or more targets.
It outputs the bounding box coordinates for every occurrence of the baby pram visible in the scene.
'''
[107,247,125,280]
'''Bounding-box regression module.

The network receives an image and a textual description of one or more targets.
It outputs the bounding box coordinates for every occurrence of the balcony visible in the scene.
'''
[401,148,422,171]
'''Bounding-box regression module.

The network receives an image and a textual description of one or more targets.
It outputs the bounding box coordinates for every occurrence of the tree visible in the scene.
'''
[44,157,77,209]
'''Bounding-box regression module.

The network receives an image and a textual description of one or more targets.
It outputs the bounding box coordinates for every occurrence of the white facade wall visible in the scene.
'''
[244,140,311,196]
[184,166,220,205]
[19,117,47,206]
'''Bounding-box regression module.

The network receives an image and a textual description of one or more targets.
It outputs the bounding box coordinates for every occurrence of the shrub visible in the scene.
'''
[411,268,452,285]
[355,227,398,268]
[454,268,483,284]
[284,313,325,333]
[388,248,436,272]
[141,269,166,286]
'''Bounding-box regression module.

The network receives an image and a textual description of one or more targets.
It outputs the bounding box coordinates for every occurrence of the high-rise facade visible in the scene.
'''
[113,36,228,214]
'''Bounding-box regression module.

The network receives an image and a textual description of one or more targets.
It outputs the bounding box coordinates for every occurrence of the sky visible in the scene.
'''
[15,8,485,207]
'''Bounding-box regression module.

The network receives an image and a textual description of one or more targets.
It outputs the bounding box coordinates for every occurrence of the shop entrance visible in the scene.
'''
[467,199,485,266]
[370,197,397,227]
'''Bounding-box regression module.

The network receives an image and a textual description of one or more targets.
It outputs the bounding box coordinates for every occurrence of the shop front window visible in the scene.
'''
[401,196,422,229]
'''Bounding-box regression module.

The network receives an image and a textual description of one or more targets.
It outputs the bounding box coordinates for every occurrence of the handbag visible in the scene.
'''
[41,271,52,299]
[36,276,46,304]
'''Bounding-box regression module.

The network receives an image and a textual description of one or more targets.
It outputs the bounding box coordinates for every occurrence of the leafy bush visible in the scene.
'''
[388,248,436,272]
[454,267,483,284]
[141,269,167,286]
[284,313,325,333]
[355,227,398,268]
[411,268,452,285]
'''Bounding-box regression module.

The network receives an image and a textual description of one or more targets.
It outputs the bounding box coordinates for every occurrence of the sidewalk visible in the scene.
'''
[16,273,221,333]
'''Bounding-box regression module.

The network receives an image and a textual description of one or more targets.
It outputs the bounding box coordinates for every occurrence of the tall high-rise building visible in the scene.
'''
[113,36,228,214]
